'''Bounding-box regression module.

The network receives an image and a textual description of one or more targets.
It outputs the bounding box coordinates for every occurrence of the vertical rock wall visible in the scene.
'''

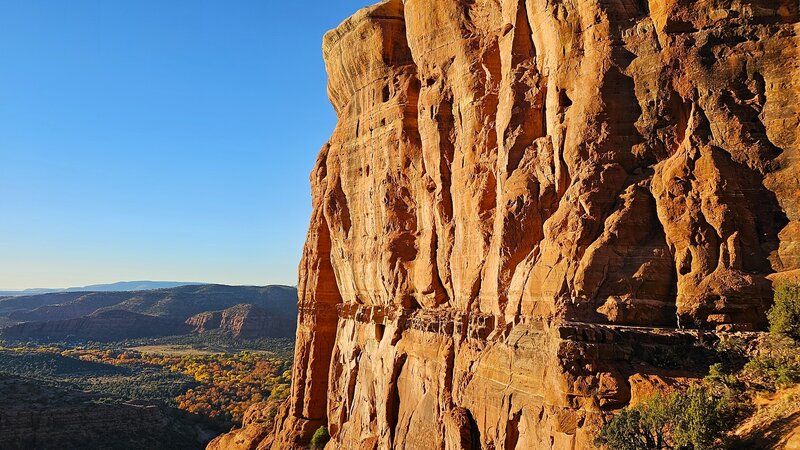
[214,0,799,449]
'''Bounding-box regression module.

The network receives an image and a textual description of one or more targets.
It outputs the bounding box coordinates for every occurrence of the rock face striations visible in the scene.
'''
[186,304,295,338]
[219,0,799,448]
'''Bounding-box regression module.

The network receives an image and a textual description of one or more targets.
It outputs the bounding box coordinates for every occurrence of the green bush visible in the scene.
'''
[310,425,330,450]
[597,282,800,449]
[737,283,800,391]
[768,283,800,341]
[595,386,734,450]
[673,386,732,449]
[741,335,800,391]
[595,398,669,450]
[704,363,741,395]
[712,336,750,374]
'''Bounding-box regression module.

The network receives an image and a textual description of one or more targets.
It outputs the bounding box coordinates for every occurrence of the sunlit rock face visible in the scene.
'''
[186,304,295,338]
[212,0,799,448]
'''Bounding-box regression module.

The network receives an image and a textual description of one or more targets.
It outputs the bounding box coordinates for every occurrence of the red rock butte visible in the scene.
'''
[212,0,799,448]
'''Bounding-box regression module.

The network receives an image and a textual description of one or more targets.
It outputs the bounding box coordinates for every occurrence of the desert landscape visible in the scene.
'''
[1,0,798,449]
[0,284,297,449]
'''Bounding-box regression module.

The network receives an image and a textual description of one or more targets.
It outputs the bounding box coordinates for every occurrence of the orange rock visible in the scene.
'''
[186,304,294,338]
[207,402,274,450]
[214,0,799,448]
[627,374,694,407]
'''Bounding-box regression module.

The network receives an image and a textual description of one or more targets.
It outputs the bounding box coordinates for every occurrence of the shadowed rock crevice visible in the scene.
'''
[386,354,406,446]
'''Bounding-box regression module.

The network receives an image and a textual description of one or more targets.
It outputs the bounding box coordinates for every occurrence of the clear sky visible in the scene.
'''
[0,0,370,290]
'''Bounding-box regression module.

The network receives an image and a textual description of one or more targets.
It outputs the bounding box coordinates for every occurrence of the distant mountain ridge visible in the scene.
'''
[0,284,297,341]
[1,310,194,341]
[0,281,204,297]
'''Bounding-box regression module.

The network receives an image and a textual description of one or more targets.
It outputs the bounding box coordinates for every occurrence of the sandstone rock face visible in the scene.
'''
[220,0,799,449]
[187,304,295,338]
[206,402,276,450]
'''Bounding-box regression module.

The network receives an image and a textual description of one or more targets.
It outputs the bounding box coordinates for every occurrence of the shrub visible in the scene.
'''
[768,283,800,341]
[672,386,732,450]
[310,425,330,450]
[597,282,800,449]
[595,386,734,450]
[741,335,800,391]
[704,363,740,395]
[594,397,670,450]
[737,283,800,391]
[712,336,750,374]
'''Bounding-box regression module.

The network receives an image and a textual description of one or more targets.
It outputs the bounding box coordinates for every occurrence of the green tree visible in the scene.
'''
[595,386,733,450]
[310,425,331,450]
[768,283,800,341]
[741,334,800,391]
[738,283,800,391]
[671,386,730,450]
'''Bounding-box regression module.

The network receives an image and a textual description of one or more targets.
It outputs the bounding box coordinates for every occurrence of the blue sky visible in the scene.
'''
[0,0,370,289]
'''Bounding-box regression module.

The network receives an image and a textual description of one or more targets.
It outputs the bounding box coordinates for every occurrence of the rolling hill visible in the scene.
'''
[0,284,297,341]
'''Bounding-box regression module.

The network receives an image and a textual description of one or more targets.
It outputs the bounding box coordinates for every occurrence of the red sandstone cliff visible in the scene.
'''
[212,0,799,448]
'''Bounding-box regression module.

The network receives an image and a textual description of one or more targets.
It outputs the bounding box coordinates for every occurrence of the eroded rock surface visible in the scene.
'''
[187,304,295,338]
[218,0,799,448]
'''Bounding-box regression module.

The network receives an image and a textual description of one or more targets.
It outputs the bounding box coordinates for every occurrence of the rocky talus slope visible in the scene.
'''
[213,0,798,448]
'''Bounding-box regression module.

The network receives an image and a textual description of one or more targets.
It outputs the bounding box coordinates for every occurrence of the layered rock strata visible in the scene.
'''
[219,0,799,448]
[187,304,295,338]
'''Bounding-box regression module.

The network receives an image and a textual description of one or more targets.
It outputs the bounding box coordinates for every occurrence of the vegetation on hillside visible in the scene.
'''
[0,373,204,450]
[594,385,736,450]
[595,283,800,449]
[0,335,293,430]
[768,283,800,342]
[120,333,296,358]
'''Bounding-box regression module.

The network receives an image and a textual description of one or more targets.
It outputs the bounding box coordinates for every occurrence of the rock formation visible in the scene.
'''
[187,304,296,338]
[206,402,276,450]
[216,0,799,448]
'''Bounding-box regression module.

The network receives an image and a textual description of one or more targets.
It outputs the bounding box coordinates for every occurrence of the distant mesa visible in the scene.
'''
[65,280,206,292]
[0,284,297,341]
[186,303,295,338]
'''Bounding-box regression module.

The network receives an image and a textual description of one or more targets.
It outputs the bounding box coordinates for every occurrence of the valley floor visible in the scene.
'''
[0,335,293,449]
